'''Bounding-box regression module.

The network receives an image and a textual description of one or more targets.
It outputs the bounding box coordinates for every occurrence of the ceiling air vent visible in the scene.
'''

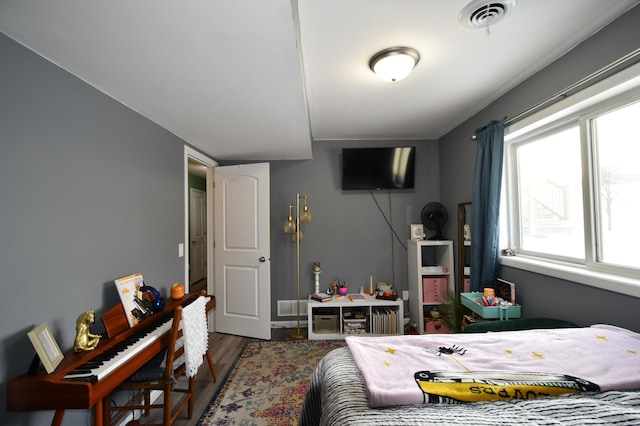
[459,0,516,29]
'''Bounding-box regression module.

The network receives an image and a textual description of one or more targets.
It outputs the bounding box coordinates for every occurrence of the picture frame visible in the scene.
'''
[410,224,424,240]
[376,281,395,293]
[27,322,63,374]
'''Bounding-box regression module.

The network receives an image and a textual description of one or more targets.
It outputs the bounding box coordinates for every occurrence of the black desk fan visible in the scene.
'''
[421,202,448,240]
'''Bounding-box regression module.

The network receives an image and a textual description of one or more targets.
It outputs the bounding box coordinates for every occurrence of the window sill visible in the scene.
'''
[499,255,640,299]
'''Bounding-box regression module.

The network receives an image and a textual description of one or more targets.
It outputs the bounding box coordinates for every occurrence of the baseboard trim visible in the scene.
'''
[271,320,308,328]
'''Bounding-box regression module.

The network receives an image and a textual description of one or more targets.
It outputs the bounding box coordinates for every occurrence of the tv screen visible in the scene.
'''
[341,147,415,190]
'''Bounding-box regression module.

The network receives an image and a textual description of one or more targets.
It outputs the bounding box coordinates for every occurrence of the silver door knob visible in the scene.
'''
[259,256,266,262]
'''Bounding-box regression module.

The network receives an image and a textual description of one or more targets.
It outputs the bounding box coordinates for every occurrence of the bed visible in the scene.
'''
[299,324,640,425]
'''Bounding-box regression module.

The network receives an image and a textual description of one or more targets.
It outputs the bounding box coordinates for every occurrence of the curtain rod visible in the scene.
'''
[471,47,640,141]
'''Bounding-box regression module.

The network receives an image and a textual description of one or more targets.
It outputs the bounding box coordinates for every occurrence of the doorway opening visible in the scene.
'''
[184,147,217,296]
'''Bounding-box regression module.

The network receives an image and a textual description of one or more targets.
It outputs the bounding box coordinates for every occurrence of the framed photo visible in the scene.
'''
[376,281,395,293]
[28,322,63,374]
[410,224,424,240]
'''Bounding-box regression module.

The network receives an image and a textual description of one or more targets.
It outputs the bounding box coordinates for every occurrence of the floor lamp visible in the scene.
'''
[284,193,311,340]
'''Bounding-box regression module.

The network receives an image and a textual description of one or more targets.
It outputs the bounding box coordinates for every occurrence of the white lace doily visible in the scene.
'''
[181,295,209,377]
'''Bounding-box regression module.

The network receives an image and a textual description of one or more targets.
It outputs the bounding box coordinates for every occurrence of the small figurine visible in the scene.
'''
[73,310,102,352]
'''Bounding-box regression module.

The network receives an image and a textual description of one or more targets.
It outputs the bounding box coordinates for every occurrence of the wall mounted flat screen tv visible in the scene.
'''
[341,147,415,190]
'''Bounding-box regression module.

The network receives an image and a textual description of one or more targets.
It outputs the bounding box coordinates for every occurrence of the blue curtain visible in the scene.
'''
[470,120,504,292]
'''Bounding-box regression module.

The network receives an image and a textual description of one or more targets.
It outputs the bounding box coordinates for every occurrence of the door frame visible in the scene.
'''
[184,146,218,297]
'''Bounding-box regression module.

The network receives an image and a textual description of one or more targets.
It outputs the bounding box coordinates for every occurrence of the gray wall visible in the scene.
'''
[0,33,188,425]
[439,6,640,331]
[2,5,640,425]
[269,139,440,321]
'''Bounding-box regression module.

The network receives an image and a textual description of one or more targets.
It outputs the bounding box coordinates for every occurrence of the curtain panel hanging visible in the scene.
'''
[470,120,504,292]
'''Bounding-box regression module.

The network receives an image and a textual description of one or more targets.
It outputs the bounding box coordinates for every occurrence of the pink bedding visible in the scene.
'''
[345,324,640,407]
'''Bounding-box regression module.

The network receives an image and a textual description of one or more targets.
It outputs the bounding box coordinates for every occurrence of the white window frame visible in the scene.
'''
[501,62,640,299]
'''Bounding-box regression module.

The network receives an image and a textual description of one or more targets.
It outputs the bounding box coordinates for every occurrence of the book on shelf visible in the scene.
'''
[461,314,491,328]
[348,293,366,301]
[310,293,332,302]
[370,306,398,335]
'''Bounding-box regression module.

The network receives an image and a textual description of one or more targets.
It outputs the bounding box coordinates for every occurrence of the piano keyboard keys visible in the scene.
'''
[64,316,172,382]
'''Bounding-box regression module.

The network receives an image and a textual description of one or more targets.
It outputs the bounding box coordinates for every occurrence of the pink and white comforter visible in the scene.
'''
[345,324,640,407]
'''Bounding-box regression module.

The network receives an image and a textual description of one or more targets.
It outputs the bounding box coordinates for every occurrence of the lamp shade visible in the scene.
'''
[284,219,295,234]
[369,47,420,82]
[300,204,311,223]
[284,204,296,233]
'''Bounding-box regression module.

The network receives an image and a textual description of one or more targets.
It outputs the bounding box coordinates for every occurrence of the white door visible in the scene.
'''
[189,188,207,285]
[214,163,271,340]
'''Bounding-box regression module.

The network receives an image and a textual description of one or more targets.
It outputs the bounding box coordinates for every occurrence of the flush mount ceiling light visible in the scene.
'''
[459,0,516,30]
[369,47,420,82]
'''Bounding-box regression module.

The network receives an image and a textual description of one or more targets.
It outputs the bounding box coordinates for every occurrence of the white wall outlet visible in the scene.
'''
[402,290,409,300]
[178,243,184,258]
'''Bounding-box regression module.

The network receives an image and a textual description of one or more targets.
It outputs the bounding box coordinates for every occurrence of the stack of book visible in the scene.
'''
[310,293,332,302]
[461,314,491,328]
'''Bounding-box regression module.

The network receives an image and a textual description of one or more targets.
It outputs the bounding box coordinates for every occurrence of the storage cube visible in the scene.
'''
[342,308,367,334]
[424,319,450,334]
[313,314,338,334]
[343,319,367,334]
[422,277,448,303]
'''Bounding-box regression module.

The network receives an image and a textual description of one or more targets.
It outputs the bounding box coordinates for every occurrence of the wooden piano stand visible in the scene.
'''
[52,410,65,426]
[204,293,217,382]
[8,293,216,426]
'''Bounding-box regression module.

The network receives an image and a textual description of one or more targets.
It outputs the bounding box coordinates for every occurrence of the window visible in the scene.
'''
[589,100,640,270]
[514,124,584,261]
[502,65,640,296]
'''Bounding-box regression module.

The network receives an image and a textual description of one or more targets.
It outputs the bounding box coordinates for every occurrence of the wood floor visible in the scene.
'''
[138,327,293,425]
[188,279,207,296]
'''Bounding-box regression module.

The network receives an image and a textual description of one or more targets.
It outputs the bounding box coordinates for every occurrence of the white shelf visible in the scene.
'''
[307,294,403,340]
[407,240,455,334]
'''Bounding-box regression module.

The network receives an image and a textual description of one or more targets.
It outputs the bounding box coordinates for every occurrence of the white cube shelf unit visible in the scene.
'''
[407,240,455,334]
[307,294,403,340]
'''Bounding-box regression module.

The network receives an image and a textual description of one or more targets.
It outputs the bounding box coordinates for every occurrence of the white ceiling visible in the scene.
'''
[1,0,638,161]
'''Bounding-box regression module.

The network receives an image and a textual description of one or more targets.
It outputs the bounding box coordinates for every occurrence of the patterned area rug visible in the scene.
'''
[198,339,346,425]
